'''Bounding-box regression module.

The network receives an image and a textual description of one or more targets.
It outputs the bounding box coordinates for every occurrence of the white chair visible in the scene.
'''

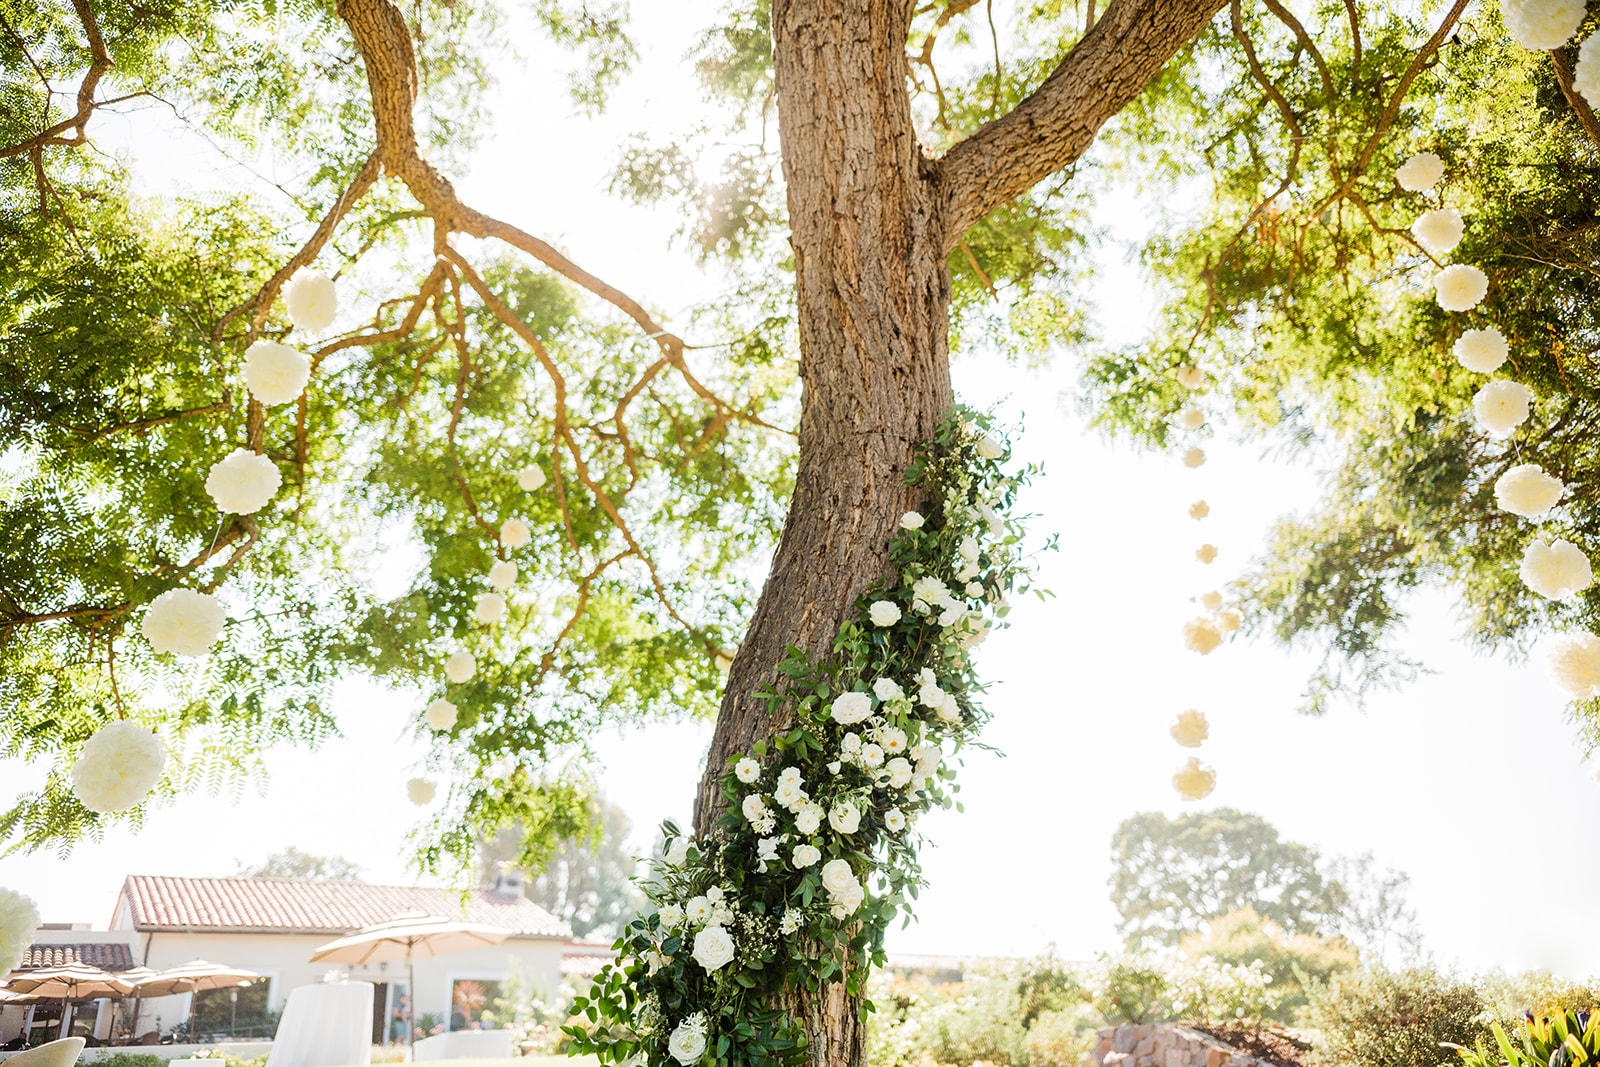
[3,1038,86,1067]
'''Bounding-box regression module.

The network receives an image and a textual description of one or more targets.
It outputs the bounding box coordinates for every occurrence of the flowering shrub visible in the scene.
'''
[565,411,1042,1067]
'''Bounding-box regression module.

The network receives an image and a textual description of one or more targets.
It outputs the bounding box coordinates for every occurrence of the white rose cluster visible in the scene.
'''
[142,588,227,656]
[0,889,39,976]
[819,858,865,918]
[70,720,166,813]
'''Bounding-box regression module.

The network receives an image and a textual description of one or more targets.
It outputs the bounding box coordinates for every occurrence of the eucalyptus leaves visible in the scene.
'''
[565,410,1041,1067]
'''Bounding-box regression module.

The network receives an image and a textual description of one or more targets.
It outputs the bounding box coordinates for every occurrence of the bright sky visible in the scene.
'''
[4,1,1598,981]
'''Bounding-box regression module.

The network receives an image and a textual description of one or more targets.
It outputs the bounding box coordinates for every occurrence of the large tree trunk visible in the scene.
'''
[691,0,949,1062]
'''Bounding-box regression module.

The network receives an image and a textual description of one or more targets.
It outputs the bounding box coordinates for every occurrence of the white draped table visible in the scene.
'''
[266,981,373,1067]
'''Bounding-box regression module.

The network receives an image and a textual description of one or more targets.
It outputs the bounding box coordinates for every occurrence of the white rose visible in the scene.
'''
[241,340,311,406]
[959,535,980,562]
[1495,463,1565,518]
[899,511,925,530]
[912,743,942,778]
[773,780,808,811]
[820,858,856,896]
[872,677,904,702]
[667,1015,709,1066]
[500,518,531,548]
[827,761,842,775]
[840,732,862,753]
[1411,208,1464,254]
[473,593,507,625]
[516,465,547,491]
[918,681,944,709]
[69,721,166,813]
[742,794,769,824]
[205,448,281,514]
[831,691,873,724]
[936,691,962,723]
[142,588,227,657]
[1183,617,1222,655]
[406,777,436,805]
[975,435,1004,459]
[795,803,823,835]
[828,800,861,834]
[664,837,690,867]
[1473,379,1530,438]
[884,809,907,833]
[445,651,477,683]
[965,581,984,598]
[886,757,913,788]
[487,560,518,590]
[1576,30,1600,108]
[645,950,668,975]
[691,926,736,972]
[283,270,338,332]
[1434,264,1489,312]
[1182,447,1205,468]
[829,880,865,918]
[735,758,760,783]
[1454,327,1509,373]
[869,600,902,627]
[1501,0,1584,49]
[0,889,41,976]
[792,843,821,867]
[1395,151,1446,192]
[1520,539,1593,599]
[423,698,458,730]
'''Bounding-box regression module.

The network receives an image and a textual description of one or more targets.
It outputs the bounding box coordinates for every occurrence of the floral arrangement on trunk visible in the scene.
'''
[564,409,1044,1067]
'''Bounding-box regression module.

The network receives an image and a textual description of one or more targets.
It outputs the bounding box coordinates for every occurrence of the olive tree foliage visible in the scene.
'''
[1078,1,1600,739]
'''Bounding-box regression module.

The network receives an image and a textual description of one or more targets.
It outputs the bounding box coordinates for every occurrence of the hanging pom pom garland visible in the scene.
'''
[284,270,339,333]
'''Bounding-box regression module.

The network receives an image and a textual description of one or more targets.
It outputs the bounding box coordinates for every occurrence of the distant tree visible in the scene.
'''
[236,847,364,881]
[479,796,643,940]
[1109,809,1346,950]
[1322,852,1427,968]
[1179,907,1360,1024]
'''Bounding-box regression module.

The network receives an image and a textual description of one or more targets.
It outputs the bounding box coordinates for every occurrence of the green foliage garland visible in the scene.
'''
[565,408,1047,1067]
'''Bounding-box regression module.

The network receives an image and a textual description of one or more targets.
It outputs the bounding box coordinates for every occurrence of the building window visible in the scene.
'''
[448,979,503,1031]
[192,978,274,1039]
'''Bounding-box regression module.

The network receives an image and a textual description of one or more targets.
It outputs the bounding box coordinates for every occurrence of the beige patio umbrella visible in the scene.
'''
[5,963,136,1038]
[134,961,259,1039]
[309,913,509,1053]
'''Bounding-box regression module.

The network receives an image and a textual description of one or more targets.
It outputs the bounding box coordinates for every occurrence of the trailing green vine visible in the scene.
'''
[565,407,1049,1067]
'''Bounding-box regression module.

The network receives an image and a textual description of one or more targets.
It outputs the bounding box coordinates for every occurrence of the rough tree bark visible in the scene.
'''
[689,0,1227,1064]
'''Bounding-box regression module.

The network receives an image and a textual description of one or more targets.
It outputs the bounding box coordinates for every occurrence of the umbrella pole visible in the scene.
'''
[407,945,416,1063]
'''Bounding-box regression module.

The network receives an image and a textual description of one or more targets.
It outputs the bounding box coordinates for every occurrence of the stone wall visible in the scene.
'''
[1081,1023,1281,1067]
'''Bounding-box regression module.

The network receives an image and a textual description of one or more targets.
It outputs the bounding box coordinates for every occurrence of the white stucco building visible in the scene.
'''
[2,873,570,1049]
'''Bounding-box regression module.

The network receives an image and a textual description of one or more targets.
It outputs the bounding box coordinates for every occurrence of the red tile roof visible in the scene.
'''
[19,944,135,970]
[120,876,569,939]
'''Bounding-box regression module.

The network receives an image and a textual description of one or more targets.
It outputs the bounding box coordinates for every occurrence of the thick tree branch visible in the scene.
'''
[1549,46,1600,153]
[940,0,1226,245]
[0,0,112,160]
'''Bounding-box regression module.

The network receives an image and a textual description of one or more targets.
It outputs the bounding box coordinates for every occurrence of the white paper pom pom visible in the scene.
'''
[1176,364,1205,389]
[1200,591,1223,611]
[424,698,458,730]
[1546,631,1600,698]
[284,270,338,333]
[1170,709,1209,748]
[1494,463,1565,518]
[1189,499,1210,520]
[516,465,547,491]
[1178,406,1206,430]
[487,560,518,590]
[445,651,477,683]
[1433,264,1489,312]
[406,778,437,805]
[0,888,40,976]
[1520,539,1593,599]
[241,340,311,406]
[500,519,531,548]
[205,448,282,514]
[1411,208,1465,254]
[1183,617,1222,655]
[1454,327,1509,373]
[1472,379,1531,438]
[1501,0,1584,49]
[141,588,227,657]
[70,721,166,813]
[1576,31,1600,108]
[1196,544,1218,564]
[1396,151,1446,192]
[1172,757,1217,800]
[473,593,507,625]
[1216,609,1243,633]
[1183,447,1206,468]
